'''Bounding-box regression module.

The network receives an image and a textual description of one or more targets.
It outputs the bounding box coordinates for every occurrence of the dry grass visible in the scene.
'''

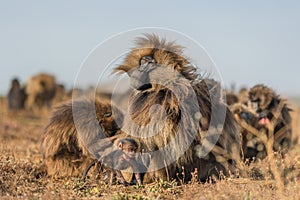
[0,97,300,200]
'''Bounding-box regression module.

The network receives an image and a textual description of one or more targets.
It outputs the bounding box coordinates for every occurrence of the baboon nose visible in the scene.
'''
[137,83,152,91]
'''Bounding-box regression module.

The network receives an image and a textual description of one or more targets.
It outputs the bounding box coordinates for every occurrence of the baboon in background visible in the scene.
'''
[114,34,242,182]
[52,84,67,106]
[7,78,26,110]
[225,87,249,107]
[41,98,124,177]
[25,73,58,111]
[238,87,249,105]
[66,88,84,99]
[248,84,291,158]
[225,92,239,106]
[241,84,292,160]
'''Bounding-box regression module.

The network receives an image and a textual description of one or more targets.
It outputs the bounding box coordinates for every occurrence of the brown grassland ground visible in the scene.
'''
[0,97,300,200]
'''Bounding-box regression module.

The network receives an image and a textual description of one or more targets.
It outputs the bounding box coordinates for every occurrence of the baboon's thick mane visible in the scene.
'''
[249,84,278,111]
[115,34,198,81]
[115,34,241,182]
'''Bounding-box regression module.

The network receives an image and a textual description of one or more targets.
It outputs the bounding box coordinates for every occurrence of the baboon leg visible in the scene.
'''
[109,171,116,185]
[110,170,130,186]
[133,173,143,185]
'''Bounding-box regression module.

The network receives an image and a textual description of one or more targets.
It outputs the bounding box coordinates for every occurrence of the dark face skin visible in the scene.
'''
[128,55,180,91]
[128,56,156,91]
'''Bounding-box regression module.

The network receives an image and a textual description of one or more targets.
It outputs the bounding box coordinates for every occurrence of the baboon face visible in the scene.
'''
[115,34,197,91]
[95,102,123,136]
[129,55,182,91]
[248,84,274,113]
[129,56,156,91]
[248,84,275,125]
[118,138,138,158]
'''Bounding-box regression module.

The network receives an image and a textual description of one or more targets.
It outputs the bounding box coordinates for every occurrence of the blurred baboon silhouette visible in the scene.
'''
[233,84,292,160]
[246,84,292,159]
[25,73,64,112]
[7,78,26,110]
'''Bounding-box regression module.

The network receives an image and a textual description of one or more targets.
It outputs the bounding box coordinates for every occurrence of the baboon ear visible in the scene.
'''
[118,142,123,149]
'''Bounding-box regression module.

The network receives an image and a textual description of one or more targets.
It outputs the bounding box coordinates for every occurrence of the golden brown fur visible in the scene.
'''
[41,98,124,177]
[238,87,249,105]
[114,34,242,182]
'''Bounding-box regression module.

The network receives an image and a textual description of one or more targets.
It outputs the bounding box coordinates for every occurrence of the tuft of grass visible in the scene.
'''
[113,193,147,200]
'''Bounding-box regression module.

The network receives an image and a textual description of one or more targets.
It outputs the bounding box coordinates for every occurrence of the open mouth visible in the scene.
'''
[258,117,270,125]
[137,83,152,91]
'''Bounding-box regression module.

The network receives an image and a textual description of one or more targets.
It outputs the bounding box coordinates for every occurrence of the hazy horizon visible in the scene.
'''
[1,1,300,96]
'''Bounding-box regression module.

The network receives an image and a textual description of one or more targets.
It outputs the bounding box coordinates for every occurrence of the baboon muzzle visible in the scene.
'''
[129,55,157,91]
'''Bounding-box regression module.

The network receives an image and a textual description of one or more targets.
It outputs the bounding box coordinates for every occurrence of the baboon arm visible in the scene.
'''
[76,115,127,159]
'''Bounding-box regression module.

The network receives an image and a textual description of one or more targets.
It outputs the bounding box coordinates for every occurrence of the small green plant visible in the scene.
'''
[244,191,253,200]
[113,192,146,200]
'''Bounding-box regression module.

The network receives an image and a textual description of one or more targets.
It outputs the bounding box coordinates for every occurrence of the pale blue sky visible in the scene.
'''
[0,0,299,96]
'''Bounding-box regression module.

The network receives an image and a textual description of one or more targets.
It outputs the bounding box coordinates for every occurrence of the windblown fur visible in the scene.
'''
[114,34,242,182]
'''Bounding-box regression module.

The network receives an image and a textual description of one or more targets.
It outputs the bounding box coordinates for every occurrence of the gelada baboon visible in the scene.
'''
[41,98,124,177]
[240,84,292,160]
[52,84,67,106]
[225,92,239,106]
[225,87,249,107]
[7,78,26,110]
[82,137,148,185]
[25,73,57,112]
[113,34,242,182]
[104,138,146,185]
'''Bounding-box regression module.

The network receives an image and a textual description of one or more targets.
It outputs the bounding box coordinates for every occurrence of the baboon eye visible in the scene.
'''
[129,148,135,152]
[140,56,156,66]
[104,113,112,117]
